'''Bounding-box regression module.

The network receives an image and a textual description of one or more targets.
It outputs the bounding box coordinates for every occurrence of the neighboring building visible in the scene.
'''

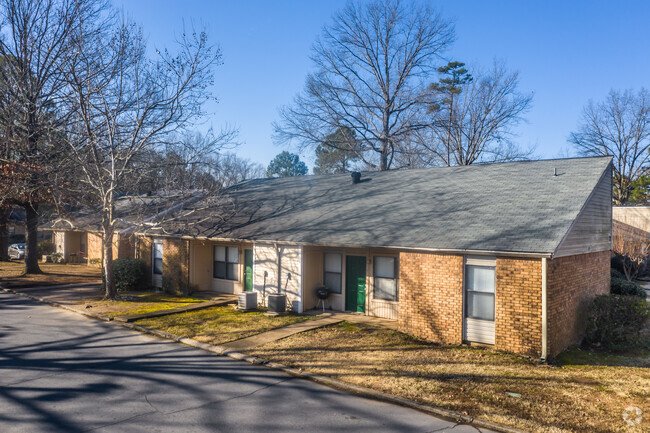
[136,157,613,359]
[44,192,196,264]
[612,206,650,233]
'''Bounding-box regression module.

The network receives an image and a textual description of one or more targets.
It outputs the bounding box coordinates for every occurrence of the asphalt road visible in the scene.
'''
[0,293,492,433]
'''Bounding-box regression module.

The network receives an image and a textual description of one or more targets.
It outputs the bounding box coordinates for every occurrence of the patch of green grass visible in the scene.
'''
[137,306,315,345]
[81,291,205,318]
[554,345,650,368]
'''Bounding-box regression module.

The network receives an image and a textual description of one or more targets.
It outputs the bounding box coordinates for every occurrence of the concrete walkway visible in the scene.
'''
[221,314,345,351]
[222,311,399,352]
[305,310,399,330]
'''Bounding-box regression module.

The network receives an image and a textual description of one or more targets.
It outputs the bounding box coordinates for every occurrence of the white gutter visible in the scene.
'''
[133,233,554,259]
[541,257,548,361]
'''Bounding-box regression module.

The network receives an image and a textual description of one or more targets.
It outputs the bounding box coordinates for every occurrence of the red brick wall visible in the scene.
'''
[398,252,464,344]
[116,234,135,259]
[162,237,191,295]
[495,258,542,357]
[398,252,545,357]
[546,250,610,357]
[137,236,153,286]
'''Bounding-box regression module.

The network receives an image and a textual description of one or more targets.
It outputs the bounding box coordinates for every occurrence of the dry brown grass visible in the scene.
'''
[0,261,101,288]
[247,322,649,433]
[138,306,315,345]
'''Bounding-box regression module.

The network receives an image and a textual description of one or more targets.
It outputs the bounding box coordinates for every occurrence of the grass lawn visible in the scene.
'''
[247,321,649,433]
[137,306,315,346]
[0,261,101,288]
[80,291,207,318]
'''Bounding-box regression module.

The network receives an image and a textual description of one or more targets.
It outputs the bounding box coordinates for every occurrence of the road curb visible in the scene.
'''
[1,289,527,433]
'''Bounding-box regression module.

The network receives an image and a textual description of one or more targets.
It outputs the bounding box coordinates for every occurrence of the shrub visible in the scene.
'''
[50,252,63,263]
[583,295,650,351]
[88,258,101,266]
[610,268,625,280]
[611,277,647,298]
[37,239,55,256]
[112,257,144,292]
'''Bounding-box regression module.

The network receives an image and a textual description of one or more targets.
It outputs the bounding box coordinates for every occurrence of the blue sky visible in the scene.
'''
[117,0,650,170]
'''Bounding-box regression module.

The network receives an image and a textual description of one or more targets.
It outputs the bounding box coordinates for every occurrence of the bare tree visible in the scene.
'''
[421,60,533,166]
[60,16,222,298]
[570,88,650,205]
[0,0,105,273]
[210,153,265,188]
[613,220,650,281]
[273,0,454,171]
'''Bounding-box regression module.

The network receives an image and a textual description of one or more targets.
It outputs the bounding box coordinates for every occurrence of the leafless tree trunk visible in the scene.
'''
[570,88,650,205]
[273,0,454,170]
[60,15,224,299]
[422,61,533,166]
[0,207,9,261]
[0,0,106,273]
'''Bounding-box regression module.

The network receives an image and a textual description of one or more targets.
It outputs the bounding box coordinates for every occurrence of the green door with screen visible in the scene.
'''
[345,256,366,312]
[244,249,253,292]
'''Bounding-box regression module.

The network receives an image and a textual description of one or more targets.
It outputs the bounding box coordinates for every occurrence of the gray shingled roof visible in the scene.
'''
[45,192,196,233]
[147,157,612,255]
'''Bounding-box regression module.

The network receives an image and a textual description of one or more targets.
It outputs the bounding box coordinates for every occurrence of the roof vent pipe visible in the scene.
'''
[351,172,361,184]
[553,168,557,176]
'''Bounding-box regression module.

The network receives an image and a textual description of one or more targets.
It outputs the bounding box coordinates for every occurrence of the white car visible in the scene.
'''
[8,243,25,260]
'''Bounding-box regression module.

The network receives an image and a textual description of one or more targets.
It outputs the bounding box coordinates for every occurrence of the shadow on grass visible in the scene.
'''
[553,344,650,368]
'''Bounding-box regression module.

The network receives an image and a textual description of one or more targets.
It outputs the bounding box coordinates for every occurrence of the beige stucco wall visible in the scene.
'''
[302,245,399,320]
[188,240,253,294]
[253,243,303,312]
[54,231,65,255]
[61,231,86,262]
[612,206,650,233]
[190,240,213,292]
[87,232,103,263]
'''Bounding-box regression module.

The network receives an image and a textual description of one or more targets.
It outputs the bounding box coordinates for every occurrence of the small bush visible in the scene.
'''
[37,239,55,256]
[611,277,647,298]
[583,295,650,351]
[50,252,63,263]
[88,258,101,266]
[610,268,625,280]
[113,257,144,292]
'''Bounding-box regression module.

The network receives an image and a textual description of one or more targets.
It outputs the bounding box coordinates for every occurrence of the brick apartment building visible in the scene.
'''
[136,156,612,360]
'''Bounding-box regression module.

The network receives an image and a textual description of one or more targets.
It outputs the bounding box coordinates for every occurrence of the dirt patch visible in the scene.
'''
[0,262,101,288]
[247,322,649,433]
[137,306,315,346]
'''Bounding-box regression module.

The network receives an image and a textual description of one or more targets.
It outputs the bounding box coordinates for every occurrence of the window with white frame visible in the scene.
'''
[153,241,163,275]
[465,265,495,321]
[213,246,239,280]
[373,256,397,301]
[323,253,342,293]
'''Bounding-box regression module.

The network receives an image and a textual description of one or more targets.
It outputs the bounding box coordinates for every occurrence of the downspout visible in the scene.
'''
[541,257,548,362]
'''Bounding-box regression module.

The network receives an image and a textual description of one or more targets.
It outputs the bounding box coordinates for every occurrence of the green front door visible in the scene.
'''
[345,256,366,313]
[244,249,253,292]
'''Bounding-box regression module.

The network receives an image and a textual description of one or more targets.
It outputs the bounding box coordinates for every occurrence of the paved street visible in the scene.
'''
[0,293,492,433]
